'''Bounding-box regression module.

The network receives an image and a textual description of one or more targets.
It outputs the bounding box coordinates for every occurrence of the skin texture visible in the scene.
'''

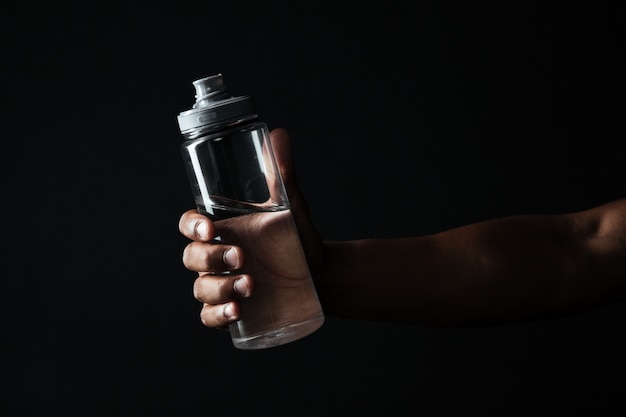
[179,128,626,329]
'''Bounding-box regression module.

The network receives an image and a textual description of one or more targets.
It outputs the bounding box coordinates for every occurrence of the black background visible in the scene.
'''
[3,1,626,415]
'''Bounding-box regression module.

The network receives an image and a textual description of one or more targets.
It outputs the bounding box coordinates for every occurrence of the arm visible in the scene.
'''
[180,128,626,329]
[316,198,626,326]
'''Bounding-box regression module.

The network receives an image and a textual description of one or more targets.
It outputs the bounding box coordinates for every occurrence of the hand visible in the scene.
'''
[178,128,325,329]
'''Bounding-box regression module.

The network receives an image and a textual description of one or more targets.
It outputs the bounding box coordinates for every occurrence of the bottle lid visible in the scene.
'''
[177,74,257,134]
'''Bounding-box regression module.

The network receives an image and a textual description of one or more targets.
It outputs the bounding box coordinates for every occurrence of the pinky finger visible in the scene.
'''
[200,302,240,329]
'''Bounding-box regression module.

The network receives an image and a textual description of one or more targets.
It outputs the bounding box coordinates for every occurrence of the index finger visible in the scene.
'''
[178,209,215,242]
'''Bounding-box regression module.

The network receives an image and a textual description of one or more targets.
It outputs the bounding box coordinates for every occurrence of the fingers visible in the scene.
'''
[194,273,253,304]
[179,209,249,329]
[178,209,215,242]
[194,274,254,328]
[179,130,300,330]
[200,302,240,329]
[182,241,244,273]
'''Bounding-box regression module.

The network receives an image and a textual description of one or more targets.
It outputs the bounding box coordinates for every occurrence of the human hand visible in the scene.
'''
[178,128,325,329]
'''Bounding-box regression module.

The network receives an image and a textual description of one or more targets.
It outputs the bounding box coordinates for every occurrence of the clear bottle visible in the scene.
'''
[177,74,324,349]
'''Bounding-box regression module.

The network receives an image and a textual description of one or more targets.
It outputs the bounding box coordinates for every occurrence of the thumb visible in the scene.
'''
[268,128,325,272]
[269,127,300,201]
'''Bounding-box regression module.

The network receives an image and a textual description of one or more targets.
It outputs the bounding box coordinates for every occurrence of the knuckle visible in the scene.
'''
[194,275,233,304]
[181,244,194,269]
[182,241,213,272]
[202,250,213,272]
[199,306,211,327]
[217,276,232,299]
[192,278,202,301]
[200,303,229,329]
[178,210,195,236]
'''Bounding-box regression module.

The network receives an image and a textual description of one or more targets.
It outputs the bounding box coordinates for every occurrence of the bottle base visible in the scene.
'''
[230,314,325,350]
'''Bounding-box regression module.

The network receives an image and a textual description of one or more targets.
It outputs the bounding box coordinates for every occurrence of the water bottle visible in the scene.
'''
[176,74,324,349]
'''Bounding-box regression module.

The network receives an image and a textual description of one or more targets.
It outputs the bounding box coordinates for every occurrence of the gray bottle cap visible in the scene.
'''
[177,74,257,134]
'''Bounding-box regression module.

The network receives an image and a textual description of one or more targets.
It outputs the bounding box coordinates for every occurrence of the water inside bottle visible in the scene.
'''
[202,206,324,349]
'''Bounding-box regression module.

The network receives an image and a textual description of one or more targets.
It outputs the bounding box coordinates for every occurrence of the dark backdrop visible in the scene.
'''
[3,1,626,415]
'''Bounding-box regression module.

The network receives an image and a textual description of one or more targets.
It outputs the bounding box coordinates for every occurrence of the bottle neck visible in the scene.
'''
[182,114,259,140]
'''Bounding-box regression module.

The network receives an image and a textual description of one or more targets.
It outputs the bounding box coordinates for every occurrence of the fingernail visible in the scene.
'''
[234,277,249,297]
[223,303,236,320]
[194,221,208,240]
[223,248,239,268]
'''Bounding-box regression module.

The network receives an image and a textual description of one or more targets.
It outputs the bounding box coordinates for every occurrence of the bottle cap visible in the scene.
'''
[177,74,257,134]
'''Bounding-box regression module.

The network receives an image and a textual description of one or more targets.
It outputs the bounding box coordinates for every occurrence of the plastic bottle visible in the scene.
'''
[177,74,324,349]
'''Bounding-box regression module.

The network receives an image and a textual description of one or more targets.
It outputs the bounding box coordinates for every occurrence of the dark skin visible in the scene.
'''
[179,128,626,329]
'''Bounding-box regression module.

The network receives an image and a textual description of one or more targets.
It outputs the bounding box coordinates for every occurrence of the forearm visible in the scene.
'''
[316,200,626,327]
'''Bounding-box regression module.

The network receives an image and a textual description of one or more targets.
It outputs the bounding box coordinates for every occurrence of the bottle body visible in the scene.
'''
[180,120,324,349]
